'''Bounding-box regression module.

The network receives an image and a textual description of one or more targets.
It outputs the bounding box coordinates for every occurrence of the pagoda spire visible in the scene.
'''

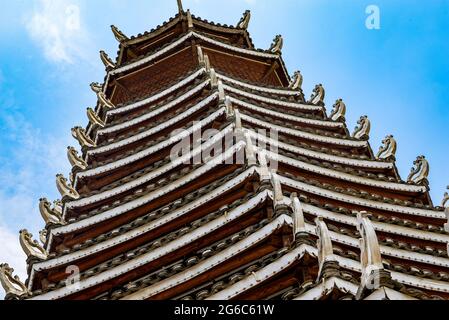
[177,0,184,15]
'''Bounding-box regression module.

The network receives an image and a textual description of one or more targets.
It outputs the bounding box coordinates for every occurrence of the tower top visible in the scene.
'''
[177,0,184,15]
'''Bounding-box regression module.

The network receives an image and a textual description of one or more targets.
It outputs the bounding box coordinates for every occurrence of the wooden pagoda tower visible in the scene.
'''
[2,1,449,300]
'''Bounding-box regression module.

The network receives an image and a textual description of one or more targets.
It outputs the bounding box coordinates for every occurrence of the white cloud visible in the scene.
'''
[24,0,90,64]
[0,108,71,299]
[0,112,71,229]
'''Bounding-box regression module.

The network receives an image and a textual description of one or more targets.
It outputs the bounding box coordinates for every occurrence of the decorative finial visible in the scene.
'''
[271,172,289,218]
[97,91,116,110]
[315,217,334,277]
[90,82,103,94]
[329,99,346,122]
[232,107,245,150]
[196,46,211,71]
[54,199,63,212]
[271,172,284,207]
[290,193,306,238]
[234,108,242,130]
[67,146,87,171]
[111,25,129,43]
[209,68,218,88]
[187,10,194,29]
[217,80,225,103]
[308,84,325,106]
[87,108,105,128]
[376,135,397,161]
[224,96,235,119]
[177,0,184,15]
[71,126,96,149]
[269,35,283,54]
[197,46,205,67]
[288,71,303,90]
[352,115,371,140]
[99,50,116,69]
[407,155,430,185]
[357,212,384,291]
[441,186,449,208]
[204,55,211,72]
[39,229,47,245]
[443,187,449,233]
[258,150,271,183]
[237,10,251,29]
[39,198,64,226]
[244,133,257,166]
[56,174,80,201]
[19,229,48,261]
[0,264,28,299]
[69,172,75,186]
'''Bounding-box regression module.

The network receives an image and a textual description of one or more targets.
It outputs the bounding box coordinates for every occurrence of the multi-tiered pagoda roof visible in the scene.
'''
[2,1,449,301]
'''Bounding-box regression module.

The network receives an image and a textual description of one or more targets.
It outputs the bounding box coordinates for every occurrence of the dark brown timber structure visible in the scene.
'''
[2,2,449,301]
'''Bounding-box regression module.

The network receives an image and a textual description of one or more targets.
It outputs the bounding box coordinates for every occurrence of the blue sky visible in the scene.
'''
[0,0,448,296]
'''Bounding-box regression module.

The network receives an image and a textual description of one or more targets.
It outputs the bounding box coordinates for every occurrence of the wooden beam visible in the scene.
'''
[261,61,279,83]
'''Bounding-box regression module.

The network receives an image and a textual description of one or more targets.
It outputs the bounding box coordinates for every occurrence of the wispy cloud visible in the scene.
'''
[24,0,91,64]
[0,111,71,228]
[0,79,71,298]
[0,113,71,298]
